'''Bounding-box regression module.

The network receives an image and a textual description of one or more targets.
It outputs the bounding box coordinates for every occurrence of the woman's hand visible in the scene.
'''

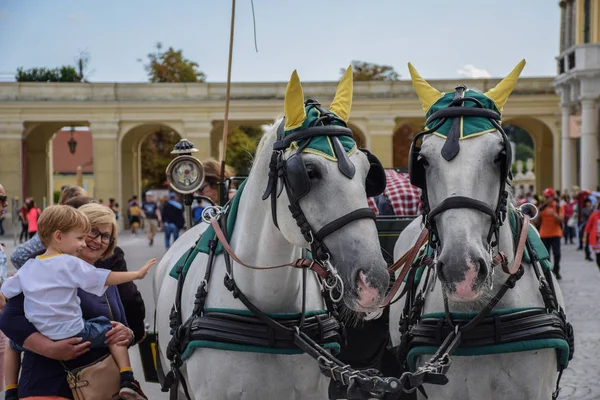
[105,321,134,347]
[23,333,90,361]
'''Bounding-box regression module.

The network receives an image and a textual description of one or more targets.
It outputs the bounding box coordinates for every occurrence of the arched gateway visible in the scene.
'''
[0,77,560,223]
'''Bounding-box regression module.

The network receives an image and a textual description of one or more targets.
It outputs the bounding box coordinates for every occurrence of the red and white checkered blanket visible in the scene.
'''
[367,170,422,216]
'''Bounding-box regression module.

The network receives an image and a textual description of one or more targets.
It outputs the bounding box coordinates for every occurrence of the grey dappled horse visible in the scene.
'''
[389,62,568,400]
[154,68,389,399]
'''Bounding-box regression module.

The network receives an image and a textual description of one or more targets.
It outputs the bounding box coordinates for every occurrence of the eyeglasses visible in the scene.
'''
[88,227,114,245]
[199,179,218,191]
[0,195,6,204]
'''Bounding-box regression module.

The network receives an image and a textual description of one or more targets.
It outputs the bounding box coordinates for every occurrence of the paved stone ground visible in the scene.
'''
[2,231,599,399]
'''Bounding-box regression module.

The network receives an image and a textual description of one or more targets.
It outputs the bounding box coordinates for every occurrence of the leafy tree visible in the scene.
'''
[343,60,400,81]
[226,125,264,175]
[142,42,206,83]
[16,66,82,82]
[140,129,182,190]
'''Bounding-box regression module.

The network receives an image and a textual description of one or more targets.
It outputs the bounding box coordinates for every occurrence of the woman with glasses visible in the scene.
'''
[0,203,147,400]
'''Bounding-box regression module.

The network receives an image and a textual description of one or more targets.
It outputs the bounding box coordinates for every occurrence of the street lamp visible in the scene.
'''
[67,126,77,154]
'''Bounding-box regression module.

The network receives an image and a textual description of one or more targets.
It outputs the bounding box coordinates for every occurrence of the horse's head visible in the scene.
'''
[261,67,389,312]
[407,60,526,302]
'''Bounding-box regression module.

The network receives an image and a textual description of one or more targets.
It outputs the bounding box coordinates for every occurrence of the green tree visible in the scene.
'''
[343,60,400,81]
[140,129,182,190]
[226,125,264,175]
[142,42,206,83]
[16,66,82,82]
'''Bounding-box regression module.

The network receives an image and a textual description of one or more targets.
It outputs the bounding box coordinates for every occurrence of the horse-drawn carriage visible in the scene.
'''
[141,62,573,400]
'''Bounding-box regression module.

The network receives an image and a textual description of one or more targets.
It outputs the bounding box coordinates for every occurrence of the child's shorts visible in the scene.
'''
[75,316,113,348]
[9,339,24,352]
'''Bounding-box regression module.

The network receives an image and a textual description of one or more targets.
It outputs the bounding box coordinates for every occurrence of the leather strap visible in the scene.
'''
[314,208,376,241]
[210,218,329,278]
[381,227,429,307]
[503,215,530,275]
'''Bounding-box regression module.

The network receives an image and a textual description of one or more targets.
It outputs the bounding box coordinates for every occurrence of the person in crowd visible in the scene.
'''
[536,188,564,280]
[0,205,155,400]
[141,193,161,246]
[11,186,86,269]
[192,158,236,225]
[579,198,594,261]
[0,203,149,399]
[18,199,31,244]
[584,202,600,271]
[25,200,41,240]
[0,184,8,393]
[109,198,120,221]
[162,192,184,249]
[562,193,576,245]
[129,202,142,235]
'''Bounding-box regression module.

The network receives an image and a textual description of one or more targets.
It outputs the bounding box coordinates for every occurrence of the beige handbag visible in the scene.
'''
[65,353,121,400]
[63,293,121,400]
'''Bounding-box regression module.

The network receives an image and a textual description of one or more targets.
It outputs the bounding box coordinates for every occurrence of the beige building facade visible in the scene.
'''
[0,77,560,215]
[554,0,600,191]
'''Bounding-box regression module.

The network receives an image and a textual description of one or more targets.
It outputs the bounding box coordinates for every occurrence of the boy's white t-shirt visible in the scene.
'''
[1,254,111,340]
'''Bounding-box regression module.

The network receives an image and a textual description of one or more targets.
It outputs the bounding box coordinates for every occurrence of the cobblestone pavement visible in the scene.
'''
[555,243,600,400]
[2,232,599,399]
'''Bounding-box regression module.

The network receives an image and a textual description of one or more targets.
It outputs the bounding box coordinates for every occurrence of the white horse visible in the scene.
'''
[154,68,390,399]
[389,62,567,400]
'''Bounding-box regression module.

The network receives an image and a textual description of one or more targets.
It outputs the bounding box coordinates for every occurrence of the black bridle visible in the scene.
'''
[262,100,383,299]
[409,85,512,252]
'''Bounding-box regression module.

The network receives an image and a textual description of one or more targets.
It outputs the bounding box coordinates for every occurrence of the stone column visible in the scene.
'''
[90,121,120,204]
[365,117,396,168]
[0,121,24,206]
[580,98,599,190]
[561,106,577,190]
[183,120,213,161]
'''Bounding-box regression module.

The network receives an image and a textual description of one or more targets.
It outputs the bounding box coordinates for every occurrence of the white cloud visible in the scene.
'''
[456,64,492,78]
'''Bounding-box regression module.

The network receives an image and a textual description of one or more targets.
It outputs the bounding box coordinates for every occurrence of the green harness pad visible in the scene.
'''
[286,104,357,159]
[169,179,247,280]
[426,90,501,140]
[407,309,571,371]
[180,309,340,360]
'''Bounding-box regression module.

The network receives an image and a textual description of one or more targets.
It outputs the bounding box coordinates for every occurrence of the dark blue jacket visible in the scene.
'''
[0,286,127,398]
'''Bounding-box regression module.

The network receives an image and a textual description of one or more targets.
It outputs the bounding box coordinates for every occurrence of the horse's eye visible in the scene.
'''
[306,165,321,180]
[493,152,504,164]
[418,155,429,167]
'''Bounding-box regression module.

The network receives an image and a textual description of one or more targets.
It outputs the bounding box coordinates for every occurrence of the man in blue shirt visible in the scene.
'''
[162,193,184,249]
[141,193,161,247]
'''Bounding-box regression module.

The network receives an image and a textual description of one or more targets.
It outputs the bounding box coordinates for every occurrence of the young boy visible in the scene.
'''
[0,205,156,400]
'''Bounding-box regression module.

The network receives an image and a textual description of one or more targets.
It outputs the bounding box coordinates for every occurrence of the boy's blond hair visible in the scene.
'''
[37,205,91,247]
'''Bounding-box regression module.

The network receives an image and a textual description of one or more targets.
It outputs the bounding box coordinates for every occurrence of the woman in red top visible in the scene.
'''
[25,200,40,240]
[584,202,600,271]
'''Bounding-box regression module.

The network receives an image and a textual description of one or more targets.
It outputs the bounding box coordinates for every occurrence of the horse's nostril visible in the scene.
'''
[477,259,488,282]
[436,262,446,282]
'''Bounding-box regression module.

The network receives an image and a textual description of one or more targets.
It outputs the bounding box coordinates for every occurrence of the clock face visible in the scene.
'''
[165,155,205,194]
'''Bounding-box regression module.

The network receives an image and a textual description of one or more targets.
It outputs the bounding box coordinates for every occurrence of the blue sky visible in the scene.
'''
[0,0,560,83]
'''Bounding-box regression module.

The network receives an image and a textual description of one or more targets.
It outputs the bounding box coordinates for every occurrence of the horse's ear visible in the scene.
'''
[284,70,307,131]
[484,59,526,113]
[408,62,443,113]
[329,65,353,122]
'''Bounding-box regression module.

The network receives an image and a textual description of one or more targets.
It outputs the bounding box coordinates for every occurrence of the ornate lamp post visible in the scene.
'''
[67,126,78,154]
[165,138,204,229]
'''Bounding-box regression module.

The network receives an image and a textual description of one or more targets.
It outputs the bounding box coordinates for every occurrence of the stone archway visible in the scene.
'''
[503,117,555,192]
[347,122,367,149]
[120,123,182,213]
[23,121,89,207]
[393,122,421,169]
